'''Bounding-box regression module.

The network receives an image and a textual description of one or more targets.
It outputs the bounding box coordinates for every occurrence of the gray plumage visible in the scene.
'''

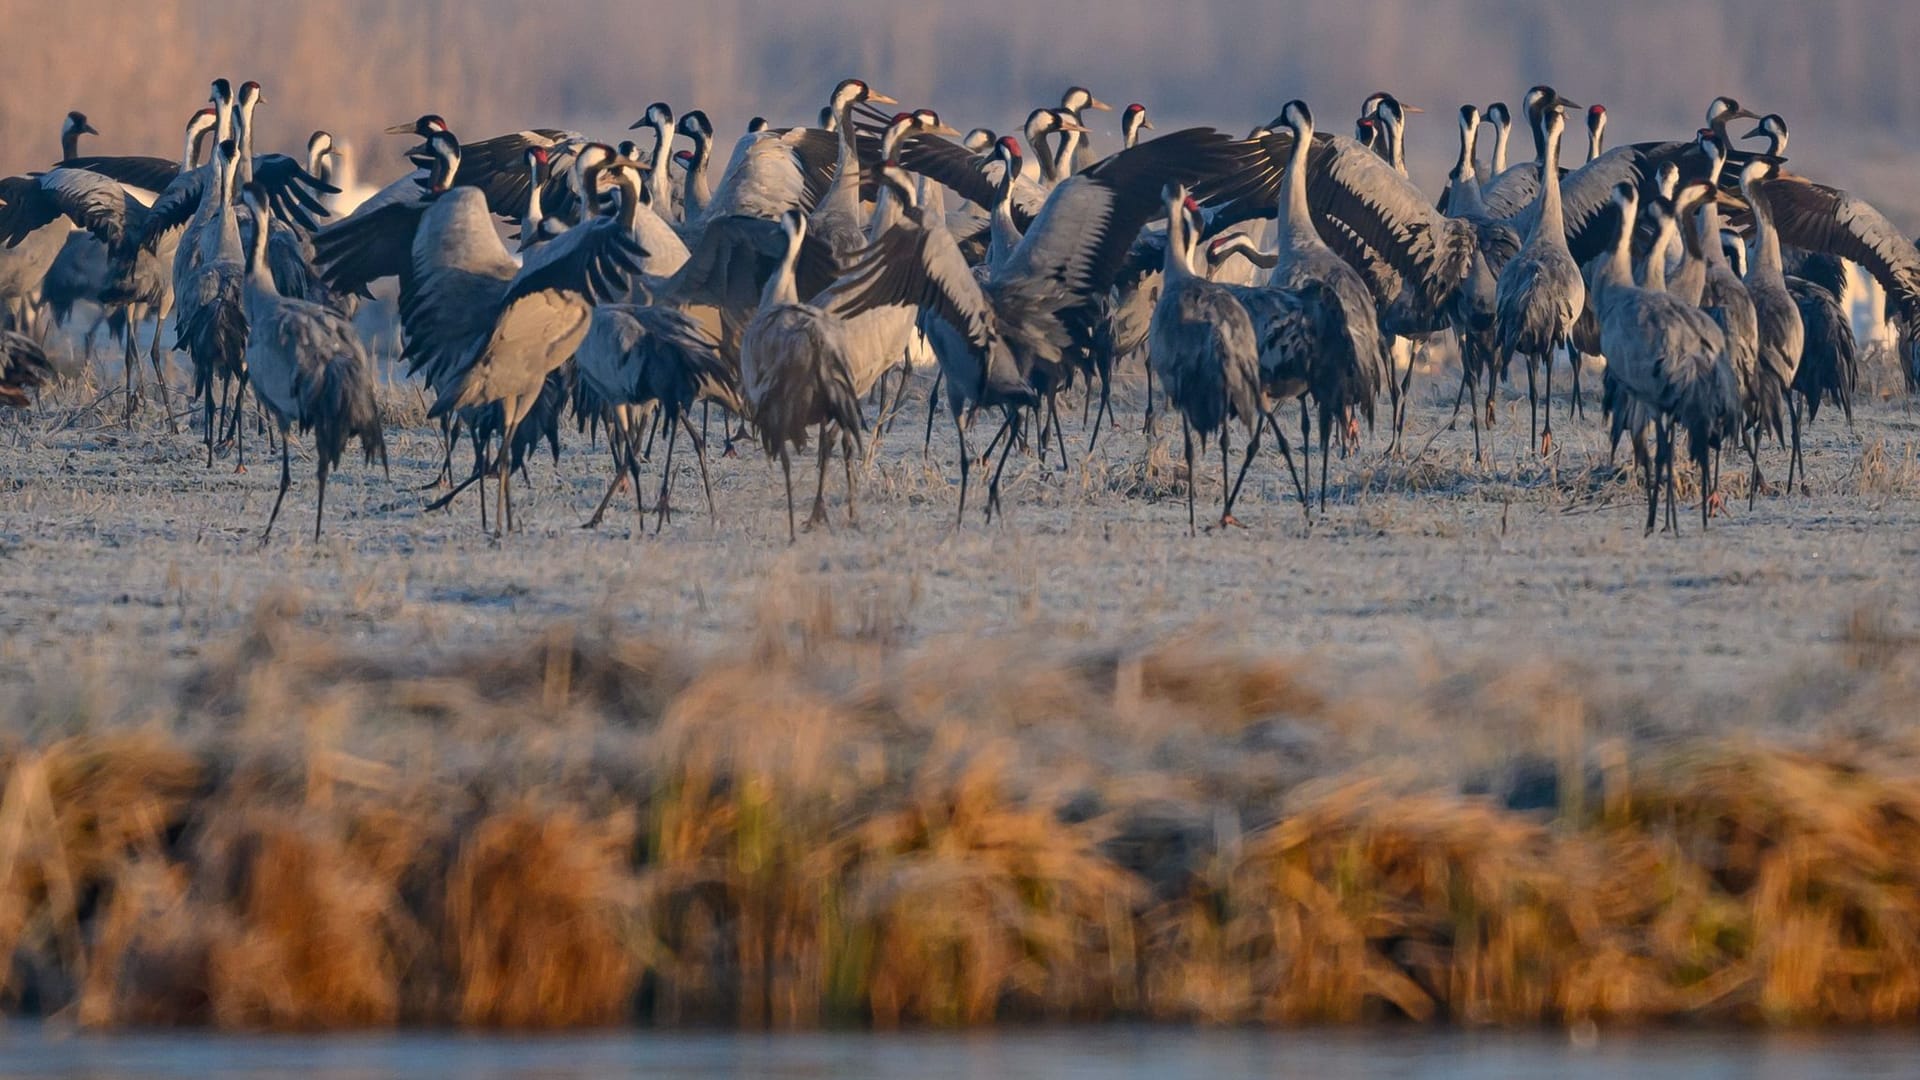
[238,183,385,543]
[1739,162,1806,490]
[573,301,739,532]
[740,211,865,541]
[1594,185,1740,534]
[1494,93,1585,455]
[1150,187,1268,534]
[1264,102,1384,511]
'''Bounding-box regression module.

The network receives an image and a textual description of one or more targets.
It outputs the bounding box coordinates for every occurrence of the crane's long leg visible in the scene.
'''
[807,426,832,530]
[1224,418,1264,528]
[1637,426,1656,536]
[314,454,330,542]
[230,377,248,473]
[843,429,859,528]
[1785,394,1803,493]
[682,414,718,520]
[780,446,796,543]
[1048,392,1069,471]
[1182,414,1197,537]
[1298,397,1312,510]
[654,415,679,534]
[497,397,520,536]
[122,314,140,425]
[1087,367,1114,456]
[923,376,941,457]
[1746,425,1763,512]
[263,430,293,544]
[1570,349,1586,420]
[1541,348,1555,455]
[986,412,1020,523]
[1522,350,1538,456]
[1697,437,1711,532]
[1318,404,1333,512]
[205,379,220,468]
[148,310,177,435]
[584,413,628,530]
[953,408,972,527]
[1261,408,1308,517]
[1143,361,1157,435]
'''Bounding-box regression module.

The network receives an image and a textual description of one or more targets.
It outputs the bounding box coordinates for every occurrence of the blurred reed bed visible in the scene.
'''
[3,588,1920,1030]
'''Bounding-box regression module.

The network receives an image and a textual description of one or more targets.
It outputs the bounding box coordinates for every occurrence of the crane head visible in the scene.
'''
[914,109,960,137]
[386,115,447,137]
[677,110,713,140]
[64,111,98,138]
[1062,86,1112,114]
[1743,113,1788,145]
[631,102,673,132]
[1485,102,1510,128]
[1707,96,1759,127]
[747,116,770,135]
[210,78,233,105]
[1280,100,1313,135]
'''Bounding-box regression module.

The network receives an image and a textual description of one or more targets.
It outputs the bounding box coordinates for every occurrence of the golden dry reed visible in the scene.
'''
[4,590,1920,1031]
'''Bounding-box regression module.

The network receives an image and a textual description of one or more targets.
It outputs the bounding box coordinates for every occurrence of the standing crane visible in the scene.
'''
[1494,88,1585,456]
[740,210,864,541]
[237,182,386,543]
[1736,160,1806,503]
[177,138,250,470]
[1150,186,1268,534]
[1593,183,1740,534]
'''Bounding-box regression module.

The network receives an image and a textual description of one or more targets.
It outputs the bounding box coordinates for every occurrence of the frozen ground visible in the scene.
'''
[3,349,1919,691]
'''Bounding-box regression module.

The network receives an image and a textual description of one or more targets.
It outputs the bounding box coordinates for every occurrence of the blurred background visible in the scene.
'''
[2,0,1916,221]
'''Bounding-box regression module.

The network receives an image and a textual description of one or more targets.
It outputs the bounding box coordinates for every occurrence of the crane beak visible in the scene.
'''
[867,90,899,106]
[1088,97,1114,112]
[1401,103,1425,114]
[83,122,101,136]
[1557,98,1583,112]
[1729,106,1761,122]
[384,122,418,135]
[1142,118,1156,130]
[1058,119,1091,133]
[1740,124,1767,141]
[627,118,647,130]
[931,121,961,137]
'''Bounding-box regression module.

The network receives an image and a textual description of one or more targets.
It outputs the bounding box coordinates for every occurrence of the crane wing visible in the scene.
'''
[1757,176,1920,324]
[58,155,182,197]
[1007,127,1242,299]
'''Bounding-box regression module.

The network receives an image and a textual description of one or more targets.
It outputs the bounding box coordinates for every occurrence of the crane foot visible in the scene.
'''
[1216,514,1246,531]
[1539,431,1554,456]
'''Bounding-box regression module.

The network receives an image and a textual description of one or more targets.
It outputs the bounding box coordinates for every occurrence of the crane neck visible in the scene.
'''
[1452,122,1479,188]
[1277,128,1314,251]
[1642,220,1672,293]
[522,164,546,254]
[1533,118,1566,242]
[764,230,802,308]
[235,101,257,187]
[60,127,82,163]
[244,200,274,288]
[1162,205,1195,281]
[1745,179,1786,280]
[1694,200,1726,269]
[1490,121,1510,176]
[1055,127,1082,180]
[987,166,1020,269]
[184,125,209,172]
[1597,201,1636,297]
[211,158,243,263]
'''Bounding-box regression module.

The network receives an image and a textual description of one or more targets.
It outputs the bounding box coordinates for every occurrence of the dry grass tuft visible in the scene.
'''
[446,804,639,1028]
[8,599,1920,1031]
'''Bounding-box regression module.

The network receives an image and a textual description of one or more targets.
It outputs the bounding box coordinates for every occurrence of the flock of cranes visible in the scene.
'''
[1,73,1915,542]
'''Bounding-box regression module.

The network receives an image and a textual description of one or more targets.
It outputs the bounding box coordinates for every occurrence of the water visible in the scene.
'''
[3,1027,1918,1079]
